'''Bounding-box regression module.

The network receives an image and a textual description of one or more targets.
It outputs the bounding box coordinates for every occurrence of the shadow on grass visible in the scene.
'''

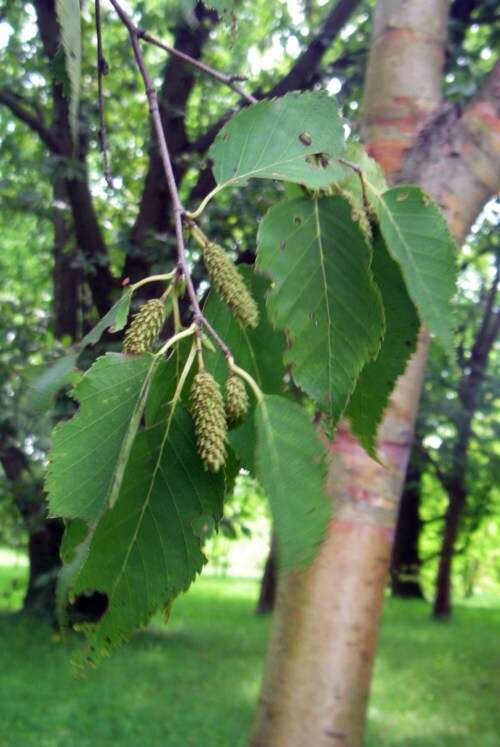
[367,598,500,747]
[1,578,499,747]
[0,609,266,747]
[367,729,500,747]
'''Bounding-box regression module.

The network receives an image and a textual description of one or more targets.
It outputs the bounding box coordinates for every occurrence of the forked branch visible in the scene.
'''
[95,0,113,188]
[108,0,235,360]
[135,27,257,105]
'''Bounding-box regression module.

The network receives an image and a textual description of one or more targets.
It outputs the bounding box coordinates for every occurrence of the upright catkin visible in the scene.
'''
[123,299,165,354]
[204,243,259,328]
[224,375,249,428]
[191,370,227,472]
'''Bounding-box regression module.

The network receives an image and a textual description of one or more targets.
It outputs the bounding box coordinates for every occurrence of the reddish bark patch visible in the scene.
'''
[366,140,407,176]
[464,102,500,133]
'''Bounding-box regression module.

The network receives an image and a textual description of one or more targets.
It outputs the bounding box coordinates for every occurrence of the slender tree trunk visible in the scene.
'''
[52,178,79,339]
[34,0,115,315]
[390,444,424,598]
[256,532,277,615]
[20,178,77,618]
[0,428,63,619]
[432,267,500,619]
[433,486,466,618]
[23,518,64,617]
[250,2,500,744]
[124,4,216,284]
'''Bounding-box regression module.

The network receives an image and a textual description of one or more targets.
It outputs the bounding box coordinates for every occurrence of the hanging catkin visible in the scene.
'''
[204,242,259,328]
[123,299,165,354]
[191,370,227,472]
[224,375,249,428]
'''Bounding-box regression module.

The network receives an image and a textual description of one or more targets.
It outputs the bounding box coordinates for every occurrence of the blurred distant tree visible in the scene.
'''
[390,439,425,598]
[0,213,66,615]
[391,212,499,606]
[256,532,277,614]
[423,246,499,618]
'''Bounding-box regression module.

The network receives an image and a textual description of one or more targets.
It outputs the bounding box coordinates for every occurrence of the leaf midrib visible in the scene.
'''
[367,181,447,336]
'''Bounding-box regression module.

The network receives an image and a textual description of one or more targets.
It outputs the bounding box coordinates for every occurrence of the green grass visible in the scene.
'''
[0,565,499,747]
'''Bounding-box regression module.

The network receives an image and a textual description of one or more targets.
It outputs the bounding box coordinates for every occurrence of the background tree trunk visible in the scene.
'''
[256,532,277,615]
[250,2,500,744]
[20,175,78,617]
[52,177,79,340]
[0,426,63,619]
[433,485,465,618]
[22,517,64,616]
[390,443,424,598]
[433,265,500,618]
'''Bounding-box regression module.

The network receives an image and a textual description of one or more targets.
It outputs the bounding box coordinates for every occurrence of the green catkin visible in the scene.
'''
[224,375,249,428]
[123,299,165,354]
[203,243,259,328]
[191,370,227,472]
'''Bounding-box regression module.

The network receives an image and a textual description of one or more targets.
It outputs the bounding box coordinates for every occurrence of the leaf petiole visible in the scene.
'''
[156,323,196,358]
[185,184,225,220]
[129,271,176,292]
[228,357,263,403]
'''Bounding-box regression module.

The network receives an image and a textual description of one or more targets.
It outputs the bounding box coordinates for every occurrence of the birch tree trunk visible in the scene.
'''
[250,1,500,744]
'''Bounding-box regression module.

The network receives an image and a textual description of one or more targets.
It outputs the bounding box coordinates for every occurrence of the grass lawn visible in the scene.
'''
[0,565,499,747]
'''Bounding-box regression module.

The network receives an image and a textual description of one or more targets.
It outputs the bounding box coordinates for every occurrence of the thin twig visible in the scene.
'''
[338,157,370,212]
[172,286,182,334]
[95,0,113,188]
[136,27,257,105]
[200,317,231,358]
[109,0,233,360]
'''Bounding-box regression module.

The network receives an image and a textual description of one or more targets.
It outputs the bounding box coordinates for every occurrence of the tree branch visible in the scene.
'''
[472,12,500,23]
[30,0,116,315]
[399,60,500,235]
[0,87,60,152]
[110,0,233,359]
[0,425,28,483]
[465,263,500,372]
[416,442,451,494]
[267,0,364,98]
[188,0,365,156]
[136,27,256,104]
[95,0,113,188]
[124,3,217,283]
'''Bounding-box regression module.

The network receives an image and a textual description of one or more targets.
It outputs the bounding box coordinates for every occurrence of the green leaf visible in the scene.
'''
[369,186,457,355]
[60,519,88,563]
[254,395,330,567]
[71,405,224,658]
[46,353,161,522]
[257,195,385,422]
[56,0,81,143]
[80,289,132,349]
[347,233,420,457]
[191,514,216,539]
[26,353,78,413]
[209,91,347,190]
[202,266,286,470]
[144,338,195,427]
